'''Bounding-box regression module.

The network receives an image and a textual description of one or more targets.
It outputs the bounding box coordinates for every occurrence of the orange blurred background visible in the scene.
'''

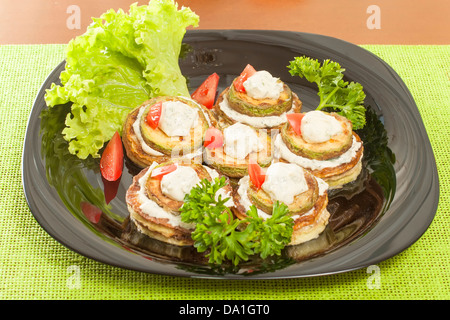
[0,0,449,45]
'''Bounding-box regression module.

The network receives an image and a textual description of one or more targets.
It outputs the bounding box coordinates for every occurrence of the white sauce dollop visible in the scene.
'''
[159,101,199,137]
[301,111,343,143]
[160,165,201,201]
[243,70,284,100]
[261,162,308,205]
[223,123,263,159]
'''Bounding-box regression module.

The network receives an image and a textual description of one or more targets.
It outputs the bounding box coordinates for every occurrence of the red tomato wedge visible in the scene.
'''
[204,127,224,149]
[191,73,220,109]
[286,113,305,136]
[150,163,177,179]
[146,102,162,129]
[234,64,257,93]
[248,160,266,190]
[100,131,124,182]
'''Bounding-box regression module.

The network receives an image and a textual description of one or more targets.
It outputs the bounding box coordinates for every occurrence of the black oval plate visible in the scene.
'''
[22,30,439,279]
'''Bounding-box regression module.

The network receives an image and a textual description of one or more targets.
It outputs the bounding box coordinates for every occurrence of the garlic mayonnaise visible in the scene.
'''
[261,162,308,205]
[243,70,284,100]
[301,111,343,143]
[158,100,199,137]
[160,165,200,201]
[223,123,263,159]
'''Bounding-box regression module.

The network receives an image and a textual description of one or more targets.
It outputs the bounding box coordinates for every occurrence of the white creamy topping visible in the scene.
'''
[160,165,200,201]
[223,123,263,159]
[137,163,195,229]
[243,70,284,100]
[218,94,294,128]
[133,106,164,156]
[274,134,362,171]
[301,111,343,143]
[261,162,308,205]
[159,101,199,137]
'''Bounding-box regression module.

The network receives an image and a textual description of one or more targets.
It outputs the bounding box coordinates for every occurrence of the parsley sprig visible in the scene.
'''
[288,56,367,129]
[180,177,294,266]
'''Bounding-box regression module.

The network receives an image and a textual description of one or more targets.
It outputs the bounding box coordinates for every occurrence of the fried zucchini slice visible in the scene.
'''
[213,88,303,130]
[203,129,273,178]
[139,97,209,156]
[144,162,211,214]
[247,168,319,215]
[227,81,293,117]
[281,112,353,160]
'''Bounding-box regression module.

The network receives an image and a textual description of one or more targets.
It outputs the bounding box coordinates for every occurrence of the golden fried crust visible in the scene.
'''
[310,133,364,179]
[122,106,172,168]
[293,192,328,231]
[213,87,302,130]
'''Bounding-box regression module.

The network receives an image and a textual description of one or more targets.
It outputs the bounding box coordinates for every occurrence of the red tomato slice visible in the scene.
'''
[248,160,266,190]
[286,113,305,136]
[100,131,124,182]
[146,102,162,129]
[191,73,220,109]
[204,127,224,149]
[233,64,257,93]
[150,163,177,179]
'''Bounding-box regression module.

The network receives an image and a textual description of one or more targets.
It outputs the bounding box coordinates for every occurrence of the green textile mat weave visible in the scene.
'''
[0,44,448,300]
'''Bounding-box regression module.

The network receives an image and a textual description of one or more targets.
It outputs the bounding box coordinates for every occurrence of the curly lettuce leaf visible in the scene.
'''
[44,0,199,159]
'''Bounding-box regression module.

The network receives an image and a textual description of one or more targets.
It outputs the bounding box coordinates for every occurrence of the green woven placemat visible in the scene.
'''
[0,44,448,300]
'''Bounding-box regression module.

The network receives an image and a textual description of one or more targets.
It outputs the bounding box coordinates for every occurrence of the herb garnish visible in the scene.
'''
[288,56,367,129]
[180,177,294,266]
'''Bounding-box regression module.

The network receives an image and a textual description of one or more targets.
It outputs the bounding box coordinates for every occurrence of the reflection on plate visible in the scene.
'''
[22,30,439,279]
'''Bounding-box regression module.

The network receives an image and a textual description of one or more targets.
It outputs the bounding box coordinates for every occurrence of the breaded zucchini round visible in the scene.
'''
[139,97,210,156]
[122,96,215,168]
[281,112,353,161]
[203,125,273,178]
[231,166,330,246]
[144,162,212,214]
[227,81,293,117]
[246,168,319,215]
[126,161,233,246]
[213,87,303,130]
